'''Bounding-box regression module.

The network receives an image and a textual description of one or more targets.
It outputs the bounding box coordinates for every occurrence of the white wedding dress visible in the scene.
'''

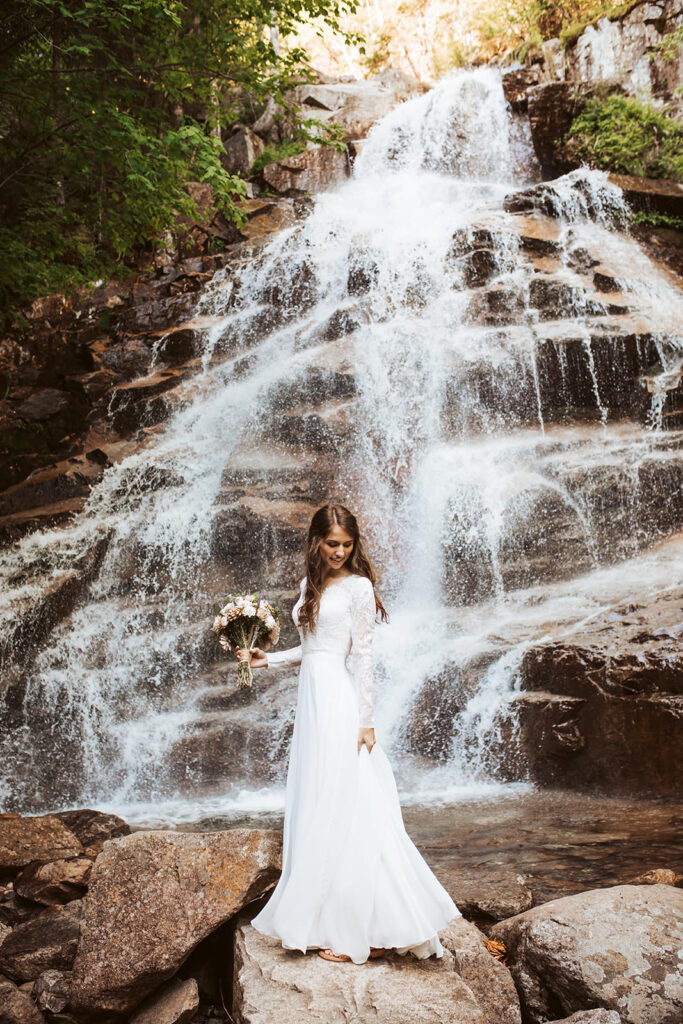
[250,573,460,963]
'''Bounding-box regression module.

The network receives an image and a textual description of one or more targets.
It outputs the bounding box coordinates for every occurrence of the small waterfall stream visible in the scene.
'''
[1,69,681,824]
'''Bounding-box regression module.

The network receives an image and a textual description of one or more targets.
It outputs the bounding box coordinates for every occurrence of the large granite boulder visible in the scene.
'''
[32,969,71,1014]
[129,976,199,1024]
[0,977,46,1024]
[551,1012,622,1024]
[564,3,682,106]
[253,72,420,145]
[50,809,130,855]
[14,857,93,905]
[0,815,83,877]
[70,829,281,1016]
[295,73,420,140]
[222,126,265,175]
[0,900,83,983]
[233,916,521,1024]
[491,884,683,1024]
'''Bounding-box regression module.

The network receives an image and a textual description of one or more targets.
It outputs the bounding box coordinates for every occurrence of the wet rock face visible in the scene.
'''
[0,204,304,502]
[439,432,683,607]
[405,655,498,759]
[1,65,682,819]
[501,67,542,112]
[404,580,683,797]
[527,83,587,179]
[565,1,683,109]
[254,73,422,195]
[491,883,683,1024]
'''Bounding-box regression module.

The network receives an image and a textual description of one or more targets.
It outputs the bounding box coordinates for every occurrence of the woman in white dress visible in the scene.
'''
[235,502,460,964]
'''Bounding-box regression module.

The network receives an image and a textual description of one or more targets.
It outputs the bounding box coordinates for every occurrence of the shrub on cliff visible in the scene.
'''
[565,94,683,182]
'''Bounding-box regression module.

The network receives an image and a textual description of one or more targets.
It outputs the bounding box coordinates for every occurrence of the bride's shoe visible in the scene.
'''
[318,947,387,962]
[318,948,352,962]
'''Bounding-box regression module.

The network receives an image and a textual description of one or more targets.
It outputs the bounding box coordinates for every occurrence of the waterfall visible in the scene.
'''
[1,68,681,824]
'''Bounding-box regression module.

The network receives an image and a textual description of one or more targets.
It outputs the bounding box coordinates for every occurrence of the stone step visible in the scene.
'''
[0,452,108,521]
[0,532,111,674]
[209,496,319,573]
[268,398,357,453]
[443,319,679,431]
[0,496,88,549]
[166,706,293,786]
[232,918,521,1024]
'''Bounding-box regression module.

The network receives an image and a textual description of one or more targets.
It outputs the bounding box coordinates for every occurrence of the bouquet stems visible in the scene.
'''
[237,623,258,689]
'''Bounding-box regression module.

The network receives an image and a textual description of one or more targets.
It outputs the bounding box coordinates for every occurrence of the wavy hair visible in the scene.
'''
[296,503,388,631]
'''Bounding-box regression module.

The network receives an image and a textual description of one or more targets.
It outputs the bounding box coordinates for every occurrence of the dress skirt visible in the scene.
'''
[251,650,460,964]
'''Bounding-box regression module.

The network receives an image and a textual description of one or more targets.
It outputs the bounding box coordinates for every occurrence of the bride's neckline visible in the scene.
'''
[320,572,355,594]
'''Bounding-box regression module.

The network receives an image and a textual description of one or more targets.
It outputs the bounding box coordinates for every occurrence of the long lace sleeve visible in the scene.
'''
[268,645,302,668]
[350,577,377,729]
[267,577,305,668]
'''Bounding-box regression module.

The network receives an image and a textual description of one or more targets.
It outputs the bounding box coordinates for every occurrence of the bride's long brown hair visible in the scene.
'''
[297,503,388,631]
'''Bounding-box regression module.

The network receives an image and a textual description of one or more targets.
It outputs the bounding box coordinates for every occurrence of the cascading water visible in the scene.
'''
[1,68,682,824]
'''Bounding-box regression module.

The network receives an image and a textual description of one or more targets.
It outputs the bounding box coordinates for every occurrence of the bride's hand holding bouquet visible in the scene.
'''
[211,592,280,688]
[235,645,268,669]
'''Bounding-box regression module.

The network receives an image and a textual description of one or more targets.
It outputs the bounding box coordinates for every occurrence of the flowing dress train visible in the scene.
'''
[250,573,460,964]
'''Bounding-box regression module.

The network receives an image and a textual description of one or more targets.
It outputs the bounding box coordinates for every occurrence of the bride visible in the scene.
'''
[235,502,460,964]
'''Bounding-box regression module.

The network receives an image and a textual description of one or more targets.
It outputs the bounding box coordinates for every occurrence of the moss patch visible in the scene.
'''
[251,139,308,176]
[559,1,643,50]
[631,209,683,230]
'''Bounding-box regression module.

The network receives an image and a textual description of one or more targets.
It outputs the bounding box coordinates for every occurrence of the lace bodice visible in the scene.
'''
[267,574,378,728]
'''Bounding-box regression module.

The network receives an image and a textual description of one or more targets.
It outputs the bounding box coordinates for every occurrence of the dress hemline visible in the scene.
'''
[249,910,463,965]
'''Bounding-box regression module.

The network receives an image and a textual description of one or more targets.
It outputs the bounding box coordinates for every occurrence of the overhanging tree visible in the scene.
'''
[0,0,359,316]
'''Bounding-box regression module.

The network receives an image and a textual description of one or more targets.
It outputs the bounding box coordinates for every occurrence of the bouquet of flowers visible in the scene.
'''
[211,592,280,689]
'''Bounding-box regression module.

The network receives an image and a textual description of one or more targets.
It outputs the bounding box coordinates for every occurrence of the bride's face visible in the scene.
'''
[321,525,354,574]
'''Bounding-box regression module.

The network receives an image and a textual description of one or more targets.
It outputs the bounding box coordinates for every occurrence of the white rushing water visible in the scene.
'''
[1,68,682,823]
